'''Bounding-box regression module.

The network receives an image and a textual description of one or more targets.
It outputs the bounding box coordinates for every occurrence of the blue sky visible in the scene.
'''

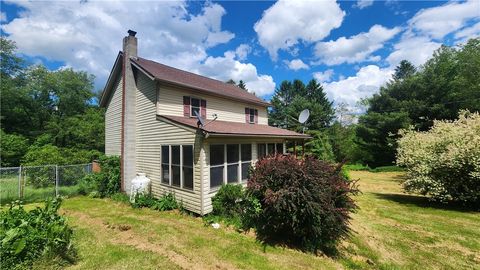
[1,0,479,112]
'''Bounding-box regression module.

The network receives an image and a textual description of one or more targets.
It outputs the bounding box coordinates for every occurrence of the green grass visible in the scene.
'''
[10,171,480,269]
[1,176,81,205]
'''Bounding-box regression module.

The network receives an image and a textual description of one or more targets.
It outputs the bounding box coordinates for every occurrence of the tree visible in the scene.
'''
[0,130,29,167]
[269,79,334,132]
[225,79,236,85]
[356,38,480,166]
[392,60,416,81]
[237,80,247,90]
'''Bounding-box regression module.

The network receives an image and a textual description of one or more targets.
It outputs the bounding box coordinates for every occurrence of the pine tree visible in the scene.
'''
[237,80,247,90]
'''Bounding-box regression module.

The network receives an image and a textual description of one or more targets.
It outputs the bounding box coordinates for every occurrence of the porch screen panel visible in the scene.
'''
[257,144,266,159]
[171,145,181,187]
[241,144,252,181]
[210,145,224,188]
[183,145,194,190]
[227,144,239,183]
[161,146,170,184]
[267,143,275,155]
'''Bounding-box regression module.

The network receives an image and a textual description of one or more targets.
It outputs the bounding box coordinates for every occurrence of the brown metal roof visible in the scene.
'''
[158,115,310,139]
[132,57,270,107]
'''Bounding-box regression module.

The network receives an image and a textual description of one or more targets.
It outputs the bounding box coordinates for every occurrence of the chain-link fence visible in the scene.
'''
[0,163,92,204]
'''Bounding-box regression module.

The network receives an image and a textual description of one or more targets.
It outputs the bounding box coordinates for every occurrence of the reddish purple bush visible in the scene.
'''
[245,155,358,254]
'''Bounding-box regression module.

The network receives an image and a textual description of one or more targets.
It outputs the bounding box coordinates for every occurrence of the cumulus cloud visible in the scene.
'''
[0,11,6,22]
[1,1,275,96]
[314,25,400,65]
[354,0,374,9]
[455,22,480,44]
[324,65,393,111]
[408,0,479,40]
[254,0,344,60]
[313,69,334,83]
[285,59,309,71]
[386,36,441,67]
[197,51,275,96]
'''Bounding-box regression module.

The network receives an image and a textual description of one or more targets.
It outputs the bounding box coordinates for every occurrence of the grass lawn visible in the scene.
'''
[26,171,480,269]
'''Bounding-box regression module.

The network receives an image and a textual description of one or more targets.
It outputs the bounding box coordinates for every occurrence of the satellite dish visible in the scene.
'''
[194,110,205,127]
[298,109,310,124]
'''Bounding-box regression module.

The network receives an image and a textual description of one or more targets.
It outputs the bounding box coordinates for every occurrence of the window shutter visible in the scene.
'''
[183,96,190,117]
[254,109,258,124]
[200,99,207,118]
[245,108,249,123]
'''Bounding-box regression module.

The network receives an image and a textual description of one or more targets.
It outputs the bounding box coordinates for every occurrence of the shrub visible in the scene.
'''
[212,184,244,218]
[77,156,120,197]
[397,111,480,205]
[0,130,29,167]
[245,155,358,254]
[0,198,75,269]
[131,193,178,211]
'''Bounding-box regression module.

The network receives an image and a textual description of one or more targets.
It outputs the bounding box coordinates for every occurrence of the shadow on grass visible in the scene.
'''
[373,193,479,213]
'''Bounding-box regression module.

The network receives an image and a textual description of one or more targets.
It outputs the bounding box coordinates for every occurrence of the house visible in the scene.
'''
[99,30,309,215]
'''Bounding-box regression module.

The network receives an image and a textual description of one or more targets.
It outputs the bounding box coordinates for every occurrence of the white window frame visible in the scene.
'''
[210,144,253,189]
[248,108,255,123]
[160,144,194,191]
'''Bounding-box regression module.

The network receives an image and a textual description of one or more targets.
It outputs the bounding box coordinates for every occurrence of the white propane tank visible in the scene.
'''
[130,173,151,202]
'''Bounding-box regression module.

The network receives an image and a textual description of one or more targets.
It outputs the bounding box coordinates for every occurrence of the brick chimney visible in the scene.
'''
[121,30,137,193]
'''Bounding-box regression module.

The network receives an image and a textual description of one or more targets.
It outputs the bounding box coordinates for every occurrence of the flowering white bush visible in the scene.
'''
[396,111,480,204]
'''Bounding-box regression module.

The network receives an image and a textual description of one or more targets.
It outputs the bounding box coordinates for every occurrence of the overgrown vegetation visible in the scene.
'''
[244,155,358,254]
[78,156,120,197]
[1,37,104,167]
[130,193,179,211]
[397,111,480,205]
[0,197,75,269]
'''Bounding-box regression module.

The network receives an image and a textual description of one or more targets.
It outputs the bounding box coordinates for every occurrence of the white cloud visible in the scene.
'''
[324,65,393,111]
[386,36,441,67]
[354,0,374,9]
[1,1,275,96]
[234,44,251,61]
[197,51,275,96]
[0,11,6,22]
[313,69,334,83]
[254,0,344,60]
[408,0,480,40]
[455,22,480,43]
[285,59,309,71]
[314,25,401,65]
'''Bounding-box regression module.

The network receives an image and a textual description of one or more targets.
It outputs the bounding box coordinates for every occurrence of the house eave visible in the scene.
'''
[99,52,123,107]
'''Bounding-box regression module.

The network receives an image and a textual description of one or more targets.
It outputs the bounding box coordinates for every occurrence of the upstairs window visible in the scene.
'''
[183,96,206,118]
[245,108,258,124]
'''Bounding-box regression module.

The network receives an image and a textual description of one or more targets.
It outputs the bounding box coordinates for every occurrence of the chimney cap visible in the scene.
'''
[127,30,137,37]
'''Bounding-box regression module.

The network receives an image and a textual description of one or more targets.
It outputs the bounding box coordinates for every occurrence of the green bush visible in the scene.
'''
[212,184,244,218]
[0,130,29,167]
[131,193,178,211]
[397,111,480,205]
[0,197,75,269]
[245,155,358,254]
[77,156,120,197]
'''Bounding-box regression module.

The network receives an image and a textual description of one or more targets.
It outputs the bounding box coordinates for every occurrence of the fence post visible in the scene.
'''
[55,165,59,197]
[18,166,22,199]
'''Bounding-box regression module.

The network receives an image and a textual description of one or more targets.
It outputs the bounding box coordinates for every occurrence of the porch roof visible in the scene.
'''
[158,115,310,139]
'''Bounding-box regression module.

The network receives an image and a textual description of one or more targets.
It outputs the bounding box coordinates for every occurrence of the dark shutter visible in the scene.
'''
[245,108,249,123]
[183,96,190,117]
[200,99,207,118]
[254,109,258,124]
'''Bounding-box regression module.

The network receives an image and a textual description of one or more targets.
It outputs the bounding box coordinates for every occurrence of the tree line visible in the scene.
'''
[1,37,104,167]
[268,38,480,167]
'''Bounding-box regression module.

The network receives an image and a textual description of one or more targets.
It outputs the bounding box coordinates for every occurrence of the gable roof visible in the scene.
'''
[158,115,310,139]
[131,57,270,107]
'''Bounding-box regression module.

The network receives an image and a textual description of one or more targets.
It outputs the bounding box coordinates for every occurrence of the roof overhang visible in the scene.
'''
[99,52,123,107]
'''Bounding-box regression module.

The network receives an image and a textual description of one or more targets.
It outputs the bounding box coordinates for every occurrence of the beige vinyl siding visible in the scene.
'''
[135,72,203,214]
[202,137,285,214]
[157,85,268,125]
[105,74,122,156]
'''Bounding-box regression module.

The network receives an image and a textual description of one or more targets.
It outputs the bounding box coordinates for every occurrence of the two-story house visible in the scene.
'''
[100,30,309,215]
